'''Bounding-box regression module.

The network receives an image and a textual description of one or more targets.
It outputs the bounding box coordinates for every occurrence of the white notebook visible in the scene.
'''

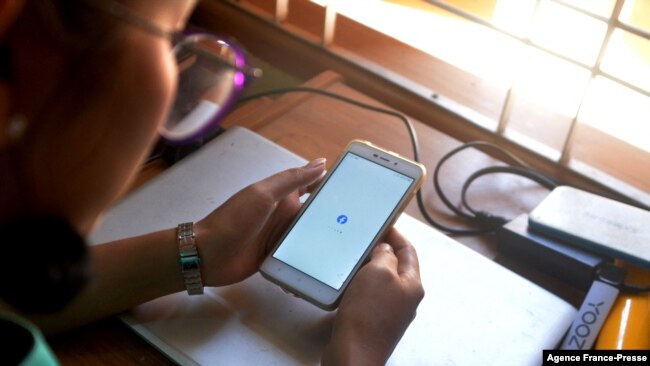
[90,127,576,365]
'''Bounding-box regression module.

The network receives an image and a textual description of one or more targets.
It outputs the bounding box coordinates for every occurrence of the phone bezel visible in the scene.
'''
[260,140,425,310]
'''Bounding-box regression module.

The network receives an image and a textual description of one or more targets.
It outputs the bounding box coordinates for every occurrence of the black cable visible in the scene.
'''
[431,141,561,234]
[460,166,558,216]
[459,166,559,224]
[235,86,650,294]
[236,87,481,234]
[238,87,561,234]
[235,87,562,235]
[434,141,544,217]
[620,283,650,294]
[237,87,421,161]
[597,264,650,294]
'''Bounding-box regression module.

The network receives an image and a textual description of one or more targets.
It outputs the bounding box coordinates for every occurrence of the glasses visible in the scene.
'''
[161,32,261,145]
[79,0,259,144]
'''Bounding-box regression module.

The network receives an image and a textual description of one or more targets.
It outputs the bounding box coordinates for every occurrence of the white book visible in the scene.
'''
[90,127,576,366]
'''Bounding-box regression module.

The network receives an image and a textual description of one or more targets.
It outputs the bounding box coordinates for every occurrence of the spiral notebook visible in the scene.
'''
[89,126,576,365]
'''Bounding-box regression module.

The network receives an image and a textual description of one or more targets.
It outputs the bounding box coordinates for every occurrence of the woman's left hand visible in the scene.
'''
[195,158,326,287]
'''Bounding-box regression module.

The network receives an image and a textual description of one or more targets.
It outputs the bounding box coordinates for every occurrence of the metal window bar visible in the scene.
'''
[275,0,289,23]
[550,0,650,98]
[323,0,337,46]
[423,0,650,99]
[263,0,650,101]
[560,0,625,164]
[496,0,542,136]
[551,0,612,22]
[221,0,650,206]
[553,0,650,41]
[424,0,650,165]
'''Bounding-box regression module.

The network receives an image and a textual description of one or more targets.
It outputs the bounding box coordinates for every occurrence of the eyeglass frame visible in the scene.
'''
[160,31,261,145]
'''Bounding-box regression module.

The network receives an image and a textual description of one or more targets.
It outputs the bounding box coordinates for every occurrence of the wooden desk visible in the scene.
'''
[221,71,550,257]
[50,71,555,364]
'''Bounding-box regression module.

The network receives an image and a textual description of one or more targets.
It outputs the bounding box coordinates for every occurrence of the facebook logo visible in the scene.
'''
[336,214,348,224]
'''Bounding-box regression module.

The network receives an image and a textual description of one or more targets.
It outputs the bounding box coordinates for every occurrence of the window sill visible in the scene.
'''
[192,0,650,208]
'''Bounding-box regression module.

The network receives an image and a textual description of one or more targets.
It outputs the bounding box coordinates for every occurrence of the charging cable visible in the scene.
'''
[560,262,650,350]
[432,141,559,234]
[560,263,625,350]
[234,87,649,235]
[236,87,559,235]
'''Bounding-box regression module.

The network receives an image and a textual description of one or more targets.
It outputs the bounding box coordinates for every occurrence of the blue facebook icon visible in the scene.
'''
[336,214,348,224]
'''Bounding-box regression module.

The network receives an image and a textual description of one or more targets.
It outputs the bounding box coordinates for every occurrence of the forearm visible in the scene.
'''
[27,227,185,334]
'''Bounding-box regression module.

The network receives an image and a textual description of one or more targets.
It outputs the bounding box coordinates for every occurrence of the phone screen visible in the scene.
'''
[272,152,415,290]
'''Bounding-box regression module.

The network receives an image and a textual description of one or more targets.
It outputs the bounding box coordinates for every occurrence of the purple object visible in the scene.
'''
[161,32,256,145]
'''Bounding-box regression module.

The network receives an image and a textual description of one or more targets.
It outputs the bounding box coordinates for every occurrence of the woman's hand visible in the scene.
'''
[195,158,326,287]
[322,228,424,366]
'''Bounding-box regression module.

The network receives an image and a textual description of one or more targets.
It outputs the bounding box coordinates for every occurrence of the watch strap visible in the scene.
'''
[177,222,204,295]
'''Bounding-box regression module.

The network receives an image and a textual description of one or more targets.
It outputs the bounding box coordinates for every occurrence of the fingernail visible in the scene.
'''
[305,158,326,169]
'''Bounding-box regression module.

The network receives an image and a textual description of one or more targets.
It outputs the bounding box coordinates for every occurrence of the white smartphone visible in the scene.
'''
[260,140,426,310]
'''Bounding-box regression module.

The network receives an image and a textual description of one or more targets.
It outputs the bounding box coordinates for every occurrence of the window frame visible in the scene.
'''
[193,0,650,208]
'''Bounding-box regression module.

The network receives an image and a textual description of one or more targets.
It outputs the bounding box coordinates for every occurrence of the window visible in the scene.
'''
[210,0,650,206]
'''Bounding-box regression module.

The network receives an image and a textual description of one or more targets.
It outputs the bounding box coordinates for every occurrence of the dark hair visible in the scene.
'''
[0,215,90,313]
[30,0,120,48]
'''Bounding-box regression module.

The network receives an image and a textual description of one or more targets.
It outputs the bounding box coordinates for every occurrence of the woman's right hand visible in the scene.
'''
[194,158,326,287]
[322,228,424,365]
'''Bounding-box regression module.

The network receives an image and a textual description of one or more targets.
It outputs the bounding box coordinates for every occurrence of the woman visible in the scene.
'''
[0,0,424,364]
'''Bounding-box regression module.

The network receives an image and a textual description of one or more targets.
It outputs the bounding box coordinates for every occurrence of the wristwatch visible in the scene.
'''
[177,222,204,295]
